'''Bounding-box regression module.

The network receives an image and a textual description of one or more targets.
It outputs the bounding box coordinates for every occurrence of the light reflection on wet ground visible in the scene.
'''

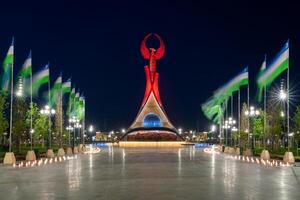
[0,146,299,200]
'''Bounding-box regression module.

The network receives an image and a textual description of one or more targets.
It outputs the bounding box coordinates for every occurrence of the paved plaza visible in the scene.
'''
[0,146,299,200]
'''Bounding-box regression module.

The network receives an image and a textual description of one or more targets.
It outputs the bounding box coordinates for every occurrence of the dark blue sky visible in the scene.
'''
[0,0,300,131]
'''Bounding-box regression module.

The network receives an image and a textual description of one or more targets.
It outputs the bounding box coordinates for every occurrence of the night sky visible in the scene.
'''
[0,0,300,132]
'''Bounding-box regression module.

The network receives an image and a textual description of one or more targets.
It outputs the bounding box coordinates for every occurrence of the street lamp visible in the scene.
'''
[66,125,74,146]
[279,89,287,100]
[210,125,216,132]
[40,105,55,149]
[223,117,236,146]
[245,106,260,117]
[74,122,82,145]
[178,128,183,134]
[244,106,260,148]
[89,125,94,133]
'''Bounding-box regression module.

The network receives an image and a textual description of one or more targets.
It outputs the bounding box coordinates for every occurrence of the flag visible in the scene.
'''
[77,96,85,120]
[201,67,248,124]
[1,38,14,92]
[67,88,76,117]
[62,78,71,94]
[214,67,248,100]
[19,51,32,78]
[50,75,62,106]
[32,64,49,96]
[256,56,267,102]
[16,51,32,97]
[257,41,289,88]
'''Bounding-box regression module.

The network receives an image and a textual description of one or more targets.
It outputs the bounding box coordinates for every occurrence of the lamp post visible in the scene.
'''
[40,105,55,149]
[222,117,236,146]
[88,125,94,142]
[279,88,290,150]
[69,117,80,148]
[244,106,260,149]
[66,125,74,146]
[74,122,82,146]
[209,125,217,143]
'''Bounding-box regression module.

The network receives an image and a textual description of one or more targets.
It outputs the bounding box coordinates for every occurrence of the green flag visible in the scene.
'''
[256,56,266,102]
[257,41,289,88]
[50,75,62,106]
[67,88,76,117]
[32,64,49,96]
[19,51,32,78]
[62,78,71,94]
[1,38,14,92]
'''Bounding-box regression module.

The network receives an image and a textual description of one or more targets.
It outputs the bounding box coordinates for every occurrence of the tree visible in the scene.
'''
[26,103,49,147]
[34,114,49,147]
[267,104,283,149]
[240,103,248,148]
[292,105,300,148]
[251,112,264,147]
[54,98,63,147]
[0,93,8,147]
[13,97,28,152]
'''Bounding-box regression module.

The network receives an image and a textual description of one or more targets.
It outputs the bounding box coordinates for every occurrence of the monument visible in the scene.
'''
[120,33,182,141]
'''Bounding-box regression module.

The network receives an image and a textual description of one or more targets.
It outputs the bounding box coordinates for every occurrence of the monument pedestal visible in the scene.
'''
[66,147,73,155]
[243,148,253,156]
[260,149,270,160]
[283,151,295,164]
[78,144,83,153]
[46,149,55,158]
[3,152,16,165]
[228,147,235,154]
[235,147,240,155]
[57,148,65,157]
[73,147,79,154]
[26,150,36,161]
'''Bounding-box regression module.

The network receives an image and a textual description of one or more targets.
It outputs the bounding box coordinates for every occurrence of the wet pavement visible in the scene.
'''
[0,146,299,200]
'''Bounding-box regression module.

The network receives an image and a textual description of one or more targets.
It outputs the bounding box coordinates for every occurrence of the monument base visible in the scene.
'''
[243,148,253,156]
[57,148,65,157]
[118,141,187,148]
[78,144,85,153]
[26,150,36,161]
[66,147,73,155]
[260,149,270,160]
[3,152,16,164]
[283,151,295,164]
[73,147,79,154]
[46,149,55,158]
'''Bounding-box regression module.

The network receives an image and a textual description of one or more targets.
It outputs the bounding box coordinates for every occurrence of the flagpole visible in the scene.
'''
[219,113,222,145]
[60,75,63,148]
[247,80,250,147]
[238,89,241,146]
[9,50,14,153]
[263,55,267,149]
[263,83,266,148]
[221,103,224,145]
[48,67,51,149]
[30,53,33,150]
[73,90,76,148]
[82,99,85,145]
[287,60,290,151]
[231,94,233,146]
[225,99,228,146]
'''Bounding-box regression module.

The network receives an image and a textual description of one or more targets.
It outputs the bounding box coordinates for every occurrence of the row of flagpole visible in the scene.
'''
[203,40,290,149]
[0,38,86,153]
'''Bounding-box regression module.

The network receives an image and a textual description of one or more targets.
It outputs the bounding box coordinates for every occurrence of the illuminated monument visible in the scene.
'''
[121,33,182,141]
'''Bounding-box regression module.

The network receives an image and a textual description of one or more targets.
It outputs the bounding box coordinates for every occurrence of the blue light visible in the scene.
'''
[143,114,161,127]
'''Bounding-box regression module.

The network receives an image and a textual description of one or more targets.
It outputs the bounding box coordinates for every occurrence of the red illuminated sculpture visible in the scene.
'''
[121,33,182,141]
